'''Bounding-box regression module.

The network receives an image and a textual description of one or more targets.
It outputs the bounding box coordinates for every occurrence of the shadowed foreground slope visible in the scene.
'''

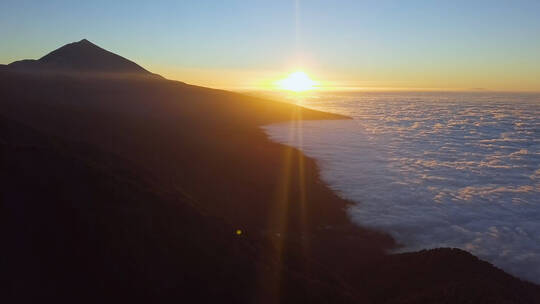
[1,116,359,303]
[1,40,539,303]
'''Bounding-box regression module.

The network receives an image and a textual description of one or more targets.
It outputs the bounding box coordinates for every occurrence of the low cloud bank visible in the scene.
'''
[264,92,540,283]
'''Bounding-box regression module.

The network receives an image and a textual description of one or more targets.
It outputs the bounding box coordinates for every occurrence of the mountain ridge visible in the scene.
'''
[7,39,158,77]
[1,39,539,303]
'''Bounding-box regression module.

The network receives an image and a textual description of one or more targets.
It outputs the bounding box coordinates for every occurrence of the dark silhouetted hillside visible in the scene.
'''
[1,40,539,303]
[1,116,360,304]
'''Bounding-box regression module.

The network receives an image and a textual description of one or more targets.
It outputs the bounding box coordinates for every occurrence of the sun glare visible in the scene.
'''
[277,71,318,92]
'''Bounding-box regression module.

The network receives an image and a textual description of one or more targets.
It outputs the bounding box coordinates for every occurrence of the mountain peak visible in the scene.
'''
[8,39,153,76]
[71,38,99,48]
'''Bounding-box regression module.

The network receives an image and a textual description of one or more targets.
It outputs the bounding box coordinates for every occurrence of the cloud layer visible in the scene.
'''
[263,92,540,283]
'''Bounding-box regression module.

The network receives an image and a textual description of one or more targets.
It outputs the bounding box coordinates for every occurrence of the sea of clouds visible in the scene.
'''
[263,92,540,283]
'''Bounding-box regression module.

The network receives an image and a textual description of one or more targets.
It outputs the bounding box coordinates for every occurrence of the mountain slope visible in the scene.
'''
[0,116,359,304]
[8,39,153,75]
[1,40,539,303]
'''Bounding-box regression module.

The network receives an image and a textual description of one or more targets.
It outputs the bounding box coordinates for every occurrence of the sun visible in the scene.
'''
[276,71,318,92]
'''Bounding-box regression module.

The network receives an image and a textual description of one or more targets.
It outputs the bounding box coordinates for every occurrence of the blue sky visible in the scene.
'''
[1,0,539,90]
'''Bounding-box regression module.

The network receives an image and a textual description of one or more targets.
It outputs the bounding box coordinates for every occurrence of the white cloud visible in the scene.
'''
[263,92,540,283]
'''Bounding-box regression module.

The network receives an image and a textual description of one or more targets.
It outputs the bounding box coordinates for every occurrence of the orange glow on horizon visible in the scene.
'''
[150,66,540,93]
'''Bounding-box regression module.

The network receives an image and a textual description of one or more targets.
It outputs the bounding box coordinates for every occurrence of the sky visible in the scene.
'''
[1,0,540,91]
